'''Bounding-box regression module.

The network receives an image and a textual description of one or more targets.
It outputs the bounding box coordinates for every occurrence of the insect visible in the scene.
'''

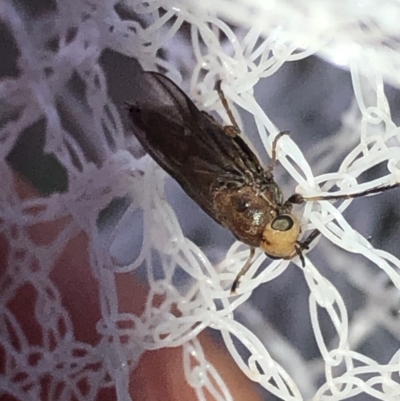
[126,71,400,293]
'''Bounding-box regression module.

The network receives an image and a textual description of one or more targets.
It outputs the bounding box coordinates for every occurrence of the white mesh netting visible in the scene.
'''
[1,0,400,400]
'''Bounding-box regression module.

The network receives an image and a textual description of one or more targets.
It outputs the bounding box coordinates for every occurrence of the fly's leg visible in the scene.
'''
[287,181,400,204]
[215,80,241,138]
[230,231,320,293]
[261,130,291,175]
[293,182,400,202]
[231,247,256,294]
[270,131,290,167]
[295,229,321,266]
[285,181,400,265]
[280,229,320,267]
[300,229,321,249]
[215,80,290,161]
[215,80,239,129]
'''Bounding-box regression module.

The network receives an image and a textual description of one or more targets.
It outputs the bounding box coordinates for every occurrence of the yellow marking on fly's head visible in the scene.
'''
[260,214,300,258]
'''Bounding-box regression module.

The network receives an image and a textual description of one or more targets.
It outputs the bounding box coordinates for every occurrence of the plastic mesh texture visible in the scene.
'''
[1,0,400,400]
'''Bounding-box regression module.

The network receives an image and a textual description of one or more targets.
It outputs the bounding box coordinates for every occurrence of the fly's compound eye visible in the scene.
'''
[271,215,294,231]
[260,214,300,259]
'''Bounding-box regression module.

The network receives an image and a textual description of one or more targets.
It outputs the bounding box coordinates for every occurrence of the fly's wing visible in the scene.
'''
[127,71,266,220]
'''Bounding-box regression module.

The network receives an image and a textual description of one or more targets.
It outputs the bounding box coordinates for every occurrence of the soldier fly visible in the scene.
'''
[126,71,400,293]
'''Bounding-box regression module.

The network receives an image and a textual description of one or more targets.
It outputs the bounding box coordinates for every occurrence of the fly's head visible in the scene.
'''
[260,214,301,259]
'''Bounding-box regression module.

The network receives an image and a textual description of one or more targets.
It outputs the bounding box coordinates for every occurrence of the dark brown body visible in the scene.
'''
[128,71,400,293]
[213,185,289,247]
[127,71,293,248]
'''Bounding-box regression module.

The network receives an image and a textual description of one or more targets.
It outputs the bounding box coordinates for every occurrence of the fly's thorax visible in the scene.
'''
[260,213,301,258]
[212,185,278,247]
